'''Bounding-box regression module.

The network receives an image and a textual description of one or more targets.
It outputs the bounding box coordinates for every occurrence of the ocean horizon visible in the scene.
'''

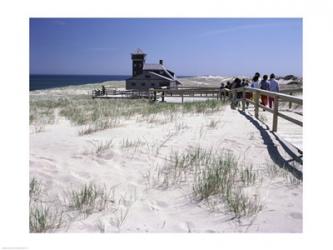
[29,74,133,91]
[29,74,193,91]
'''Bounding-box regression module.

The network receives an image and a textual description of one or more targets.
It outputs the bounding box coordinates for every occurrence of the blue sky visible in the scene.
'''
[30,18,302,76]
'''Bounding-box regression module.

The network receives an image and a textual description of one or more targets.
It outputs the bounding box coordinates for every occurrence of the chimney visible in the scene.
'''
[159,60,163,65]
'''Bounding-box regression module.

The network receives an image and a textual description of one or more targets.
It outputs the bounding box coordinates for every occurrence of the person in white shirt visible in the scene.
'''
[246,75,259,107]
[268,73,280,108]
[250,75,260,89]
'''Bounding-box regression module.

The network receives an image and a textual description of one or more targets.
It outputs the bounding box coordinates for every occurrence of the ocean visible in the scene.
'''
[29,75,131,91]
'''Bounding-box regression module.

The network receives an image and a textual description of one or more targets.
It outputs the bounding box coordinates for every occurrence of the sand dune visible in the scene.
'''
[29,79,302,233]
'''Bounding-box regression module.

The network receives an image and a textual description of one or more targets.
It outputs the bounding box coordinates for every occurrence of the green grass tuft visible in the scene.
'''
[66,184,115,215]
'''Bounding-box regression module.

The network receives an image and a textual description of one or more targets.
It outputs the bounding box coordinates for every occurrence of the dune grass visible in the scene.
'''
[31,94,227,127]
[121,138,145,148]
[29,178,134,232]
[29,203,64,233]
[78,119,120,136]
[192,152,262,218]
[265,163,302,186]
[95,140,113,155]
[29,177,41,202]
[29,178,64,233]
[152,147,262,218]
[207,119,219,128]
[66,184,115,215]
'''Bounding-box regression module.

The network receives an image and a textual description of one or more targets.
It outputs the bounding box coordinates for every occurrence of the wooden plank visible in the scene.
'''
[244,87,303,104]
[242,89,245,111]
[258,103,274,114]
[278,112,303,127]
[272,95,279,132]
[289,92,293,109]
[254,91,259,119]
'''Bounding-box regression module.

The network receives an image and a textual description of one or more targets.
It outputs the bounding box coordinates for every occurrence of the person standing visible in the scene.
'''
[260,75,270,107]
[231,78,242,109]
[101,85,106,96]
[254,72,261,82]
[268,73,280,108]
[250,75,260,89]
[225,81,231,97]
[219,82,225,98]
[243,79,251,108]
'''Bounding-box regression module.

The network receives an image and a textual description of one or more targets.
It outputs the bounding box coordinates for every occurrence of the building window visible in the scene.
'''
[131,82,136,86]
[145,75,151,78]
[151,83,155,87]
[141,82,145,87]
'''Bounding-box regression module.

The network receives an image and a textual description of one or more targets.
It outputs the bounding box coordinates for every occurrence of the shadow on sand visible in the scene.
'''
[238,110,303,180]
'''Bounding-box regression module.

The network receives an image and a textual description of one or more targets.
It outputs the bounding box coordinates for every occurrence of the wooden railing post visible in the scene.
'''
[153,90,157,102]
[181,92,184,103]
[289,92,293,109]
[272,94,279,132]
[254,90,259,119]
[231,89,235,109]
[242,88,245,111]
[161,91,165,102]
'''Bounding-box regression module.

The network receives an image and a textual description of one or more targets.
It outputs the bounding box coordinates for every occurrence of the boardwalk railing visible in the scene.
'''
[232,87,303,132]
[92,89,149,99]
[92,86,302,134]
[148,87,231,103]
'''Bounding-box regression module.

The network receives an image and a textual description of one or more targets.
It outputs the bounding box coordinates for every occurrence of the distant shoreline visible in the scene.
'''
[29,74,194,91]
[29,74,302,92]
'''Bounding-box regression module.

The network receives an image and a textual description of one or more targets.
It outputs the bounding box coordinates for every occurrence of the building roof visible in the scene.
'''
[148,71,174,81]
[143,64,164,70]
[143,64,175,79]
[127,71,182,85]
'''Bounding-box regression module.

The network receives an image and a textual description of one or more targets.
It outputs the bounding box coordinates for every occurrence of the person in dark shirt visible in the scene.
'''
[243,79,251,108]
[259,75,270,107]
[231,78,242,108]
[101,85,106,96]
[225,81,231,97]
[219,82,225,98]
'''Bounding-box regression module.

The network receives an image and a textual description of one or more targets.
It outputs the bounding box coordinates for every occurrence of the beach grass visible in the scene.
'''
[78,118,120,136]
[153,147,262,218]
[66,184,115,215]
[29,177,42,202]
[121,138,145,148]
[94,140,113,155]
[30,94,227,129]
[29,178,64,233]
[192,152,262,218]
[29,203,64,233]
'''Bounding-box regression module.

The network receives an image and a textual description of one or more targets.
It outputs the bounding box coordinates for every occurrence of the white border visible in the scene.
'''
[1,0,332,249]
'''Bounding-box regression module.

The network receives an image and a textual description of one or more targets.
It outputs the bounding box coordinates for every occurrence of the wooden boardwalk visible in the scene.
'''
[91,86,303,158]
[247,107,303,153]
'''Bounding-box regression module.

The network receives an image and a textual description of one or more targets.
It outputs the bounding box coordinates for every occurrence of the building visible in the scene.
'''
[126,49,181,90]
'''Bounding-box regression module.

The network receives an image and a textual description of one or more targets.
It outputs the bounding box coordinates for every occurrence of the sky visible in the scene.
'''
[30,18,302,77]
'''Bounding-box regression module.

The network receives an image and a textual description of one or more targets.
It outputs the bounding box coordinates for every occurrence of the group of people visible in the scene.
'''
[249,72,280,109]
[221,72,280,109]
[94,85,106,96]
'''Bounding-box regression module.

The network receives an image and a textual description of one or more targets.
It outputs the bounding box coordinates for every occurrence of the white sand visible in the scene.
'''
[29,80,302,233]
